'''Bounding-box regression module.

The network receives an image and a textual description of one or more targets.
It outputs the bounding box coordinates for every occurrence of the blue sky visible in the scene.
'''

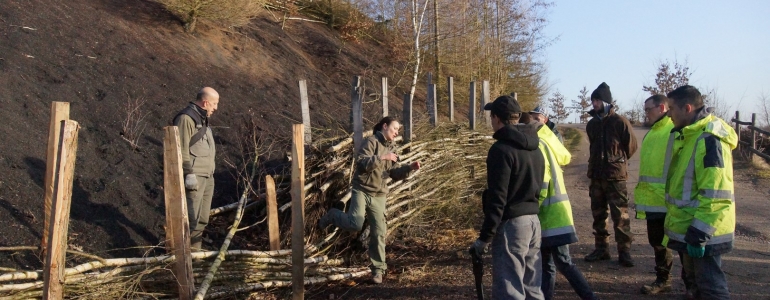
[543,0,770,122]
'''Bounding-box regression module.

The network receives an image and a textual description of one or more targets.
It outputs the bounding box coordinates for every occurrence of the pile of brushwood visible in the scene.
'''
[0,123,492,299]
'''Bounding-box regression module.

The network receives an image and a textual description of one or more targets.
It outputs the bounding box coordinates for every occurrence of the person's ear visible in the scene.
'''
[685,104,693,113]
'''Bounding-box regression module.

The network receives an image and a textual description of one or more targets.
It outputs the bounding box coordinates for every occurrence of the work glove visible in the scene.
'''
[470,239,489,257]
[687,244,705,258]
[184,174,198,191]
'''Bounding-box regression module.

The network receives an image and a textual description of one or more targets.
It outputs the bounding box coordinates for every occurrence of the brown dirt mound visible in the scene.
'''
[0,0,418,267]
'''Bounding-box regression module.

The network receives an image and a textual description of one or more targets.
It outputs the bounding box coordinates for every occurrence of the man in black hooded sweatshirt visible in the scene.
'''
[470,95,546,299]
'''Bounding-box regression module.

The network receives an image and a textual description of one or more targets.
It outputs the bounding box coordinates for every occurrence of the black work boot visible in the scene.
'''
[317,212,336,233]
[618,251,635,267]
[640,278,671,294]
[585,248,611,262]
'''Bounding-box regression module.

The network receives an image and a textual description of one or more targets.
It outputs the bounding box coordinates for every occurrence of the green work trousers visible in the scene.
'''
[326,189,387,273]
[186,175,215,248]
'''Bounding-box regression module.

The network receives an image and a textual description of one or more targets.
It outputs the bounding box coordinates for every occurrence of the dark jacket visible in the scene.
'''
[586,106,638,180]
[352,131,413,197]
[479,123,545,243]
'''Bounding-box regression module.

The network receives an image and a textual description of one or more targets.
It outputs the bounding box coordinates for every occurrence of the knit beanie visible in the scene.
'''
[591,82,612,103]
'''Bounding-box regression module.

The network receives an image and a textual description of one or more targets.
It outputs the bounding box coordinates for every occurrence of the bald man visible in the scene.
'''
[173,87,220,249]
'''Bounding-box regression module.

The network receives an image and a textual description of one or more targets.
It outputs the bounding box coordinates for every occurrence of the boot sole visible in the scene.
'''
[640,286,671,294]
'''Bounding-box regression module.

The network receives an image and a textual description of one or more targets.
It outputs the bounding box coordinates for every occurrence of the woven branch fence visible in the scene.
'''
[0,123,493,299]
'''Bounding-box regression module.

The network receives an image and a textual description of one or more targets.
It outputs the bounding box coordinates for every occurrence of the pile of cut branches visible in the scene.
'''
[0,123,492,299]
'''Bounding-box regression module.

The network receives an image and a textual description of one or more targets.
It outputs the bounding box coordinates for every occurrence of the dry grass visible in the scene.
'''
[561,127,582,153]
[156,0,266,32]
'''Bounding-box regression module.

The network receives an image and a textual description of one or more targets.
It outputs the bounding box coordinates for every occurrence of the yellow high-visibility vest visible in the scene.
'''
[663,114,737,255]
[634,116,674,219]
[537,125,577,247]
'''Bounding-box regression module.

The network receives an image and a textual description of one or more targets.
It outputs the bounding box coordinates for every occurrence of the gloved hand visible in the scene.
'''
[687,244,705,258]
[185,174,198,191]
[470,239,489,257]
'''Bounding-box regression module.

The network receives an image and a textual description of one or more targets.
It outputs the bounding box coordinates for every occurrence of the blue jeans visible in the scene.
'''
[491,215,544,300]
[541,245,596,300]
[682,253,730,299]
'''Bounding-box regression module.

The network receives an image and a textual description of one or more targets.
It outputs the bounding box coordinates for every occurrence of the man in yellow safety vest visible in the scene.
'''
[663,85,736,299]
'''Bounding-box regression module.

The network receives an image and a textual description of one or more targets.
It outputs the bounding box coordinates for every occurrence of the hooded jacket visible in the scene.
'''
[536,124,578,247]
[663,108,737,255]
[479,123,545,243]
[586,105,638,180]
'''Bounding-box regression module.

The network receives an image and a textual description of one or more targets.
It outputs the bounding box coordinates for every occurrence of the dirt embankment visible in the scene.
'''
[0,0,418,266]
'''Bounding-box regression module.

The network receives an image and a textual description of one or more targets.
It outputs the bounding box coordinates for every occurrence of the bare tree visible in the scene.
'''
[758,93,770,130]
[643,59,692,96]
[701,86,732,121]
[406,0,431,107]
[547,91,569,123]
[571,85,591,123]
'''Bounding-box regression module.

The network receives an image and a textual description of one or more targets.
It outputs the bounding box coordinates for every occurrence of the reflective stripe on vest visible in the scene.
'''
[665,229,734,245]
[635,204,667,213]
[542,225,576,238]
[666,133,735,208]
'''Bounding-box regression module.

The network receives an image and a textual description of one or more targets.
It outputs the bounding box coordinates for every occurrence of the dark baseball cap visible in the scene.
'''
[484,95,523,116]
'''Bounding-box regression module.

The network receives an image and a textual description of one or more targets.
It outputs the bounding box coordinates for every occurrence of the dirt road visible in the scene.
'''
[305,125,770,300]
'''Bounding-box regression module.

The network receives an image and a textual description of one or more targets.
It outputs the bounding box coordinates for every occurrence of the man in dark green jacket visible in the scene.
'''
[585,82,638,267]
[173,87,220,250]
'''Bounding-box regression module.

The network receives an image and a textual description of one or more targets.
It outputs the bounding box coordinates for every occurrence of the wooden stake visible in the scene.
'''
[469,81,476,130]
[163,126,195,300]
[403,93,413,143]
[42,120,79,300]
[382,77,389,118]
[351,76,363,153]
[448,77,454,122]
[482,80,490,128]
[299,80,311,145]
[428,83,437,126]
[752,113,757,161]
[42,102,69,254]
[266,175,280,251]
[291,124,306,300]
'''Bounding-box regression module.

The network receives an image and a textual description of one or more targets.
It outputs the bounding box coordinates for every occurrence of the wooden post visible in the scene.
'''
[266,175,280,251]
[735,111,741,153]
[426,72,432,112]
[469,81,476,130]
[482,80,490,128]
[162,126,195,300]
[42,102,69,254]
[351,76,363,153]
[299,80,311,145]
[751,113,757,161]
[42,120,79,300]
[291,124,306,300]
[403,93,413,143]
[428,84,437,126]
[448,77,454,122]
[382,77,388,118]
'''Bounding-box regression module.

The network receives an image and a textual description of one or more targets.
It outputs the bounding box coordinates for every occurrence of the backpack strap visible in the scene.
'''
[173,105,208,147]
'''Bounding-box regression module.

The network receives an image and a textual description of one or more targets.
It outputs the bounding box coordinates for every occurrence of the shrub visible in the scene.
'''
[156,0,265,33]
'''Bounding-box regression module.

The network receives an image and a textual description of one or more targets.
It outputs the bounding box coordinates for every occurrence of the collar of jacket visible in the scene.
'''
[672,106,711,132]
[651,114,671,129]
[189,102,209,123]
[374,130,391,146]
[492,122,541,151]
[588,104,615,119]
[546,119,557,131]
